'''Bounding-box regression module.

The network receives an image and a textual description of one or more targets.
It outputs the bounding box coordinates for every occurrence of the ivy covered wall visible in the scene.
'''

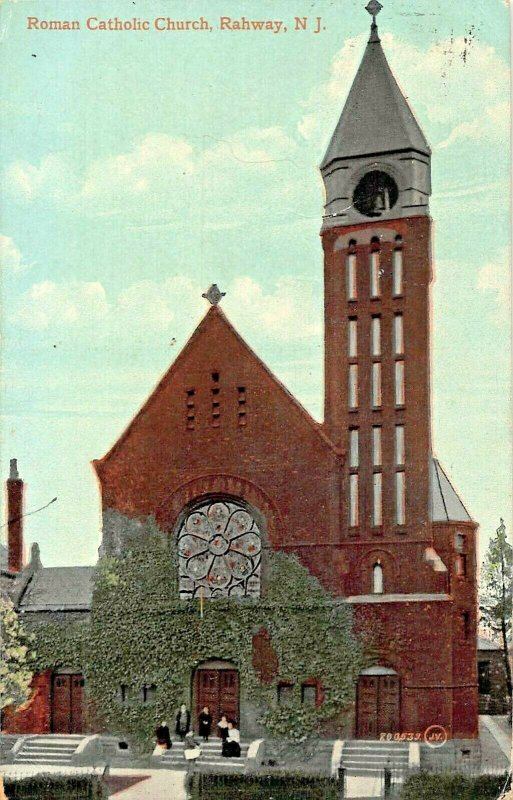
[31,515,364,744]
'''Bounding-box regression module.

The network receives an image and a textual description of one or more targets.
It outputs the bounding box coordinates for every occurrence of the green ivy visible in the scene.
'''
[30,516,364,744]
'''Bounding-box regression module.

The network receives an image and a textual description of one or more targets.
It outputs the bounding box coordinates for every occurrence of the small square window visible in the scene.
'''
[301,684,317,706]
[278,683,294,706]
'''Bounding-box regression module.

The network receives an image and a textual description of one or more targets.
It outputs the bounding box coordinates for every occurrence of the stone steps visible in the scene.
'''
[13,735,85,766]
[341,740,409,777]
[157,739,251,772]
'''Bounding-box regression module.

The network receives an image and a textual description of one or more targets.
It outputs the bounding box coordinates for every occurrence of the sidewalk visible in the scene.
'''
[0,766,187,800]
[480,715,512,761]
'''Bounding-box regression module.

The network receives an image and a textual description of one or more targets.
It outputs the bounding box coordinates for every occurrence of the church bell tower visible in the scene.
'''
[322,1,433,540]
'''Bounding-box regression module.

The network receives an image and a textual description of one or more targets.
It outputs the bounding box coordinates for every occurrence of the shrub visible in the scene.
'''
[401,771,511,800]
[3,773,108,799]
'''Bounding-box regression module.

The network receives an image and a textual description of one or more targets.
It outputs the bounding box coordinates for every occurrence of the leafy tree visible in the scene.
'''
[0,595,33,711]
[480,519,512,709]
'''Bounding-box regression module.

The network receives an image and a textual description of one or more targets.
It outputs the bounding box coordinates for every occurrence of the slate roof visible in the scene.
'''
[19,566,94,611]
[321,23,430,168]
[477,636,501,651]
[430,458,472,523]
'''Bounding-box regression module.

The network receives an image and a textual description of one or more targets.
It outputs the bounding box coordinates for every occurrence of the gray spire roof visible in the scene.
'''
[430,459,472,523]
[321,24,430,168]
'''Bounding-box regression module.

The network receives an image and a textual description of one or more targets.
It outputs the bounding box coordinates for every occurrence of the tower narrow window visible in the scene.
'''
[372,426,382,466]
[393,240,403,295]
[370,250,381,298]
[348,318,358,358]
[211,372,220,427]
[395,471,406,525]
[372,562,384,594]
[347,254,357,301]
[349,365,358,409]
[463,611,471,640]
[372,472,383,526]
[186,389,195,430]
[237,386,247,427]
[372,363,382,407]
[371,316,381,356]
[395,425,405,465]
[394,314,404,355]
[395,361,405,406]
[349,474,359,527]
[349,428,359,468]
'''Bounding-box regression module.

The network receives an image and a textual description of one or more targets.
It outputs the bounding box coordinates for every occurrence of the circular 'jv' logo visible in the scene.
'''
[424,724,448,748]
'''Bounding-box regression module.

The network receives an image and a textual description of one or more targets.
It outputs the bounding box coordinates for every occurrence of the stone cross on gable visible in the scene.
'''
[202,284,226,305]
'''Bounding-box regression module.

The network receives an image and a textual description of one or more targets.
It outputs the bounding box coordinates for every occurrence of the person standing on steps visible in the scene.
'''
[217,713,229,742]
[175,704,191,741]
[198,705,212,742]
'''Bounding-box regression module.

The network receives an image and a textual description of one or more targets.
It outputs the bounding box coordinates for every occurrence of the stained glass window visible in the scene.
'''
[177,499,262,599]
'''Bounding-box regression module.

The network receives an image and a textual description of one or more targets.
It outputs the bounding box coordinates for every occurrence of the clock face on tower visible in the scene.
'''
[353,170,399,218]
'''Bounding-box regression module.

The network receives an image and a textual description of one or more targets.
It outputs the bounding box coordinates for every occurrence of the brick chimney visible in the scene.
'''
[7,458,24,573]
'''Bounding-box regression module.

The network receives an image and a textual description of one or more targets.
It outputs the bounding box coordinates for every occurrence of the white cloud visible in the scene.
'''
[14,281,108,330]
[477,248,511,324]
[225,276,322,340]
[12,274,322,343]
[0,235,31,272]
[5,154,77,202]
[298,32,510,151]
[4,128,302,223]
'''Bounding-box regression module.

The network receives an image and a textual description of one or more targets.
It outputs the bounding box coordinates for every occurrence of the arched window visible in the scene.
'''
[177,498,262,599]
[372,562,384,594]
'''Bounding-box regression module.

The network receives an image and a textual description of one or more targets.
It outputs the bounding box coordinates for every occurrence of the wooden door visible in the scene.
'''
[70,674,84,733]
[219,670,239,722]
[356,674,400,738]
[195,669,239,732]
[356,675,379,738]
[377,675,400,734]
[52,673,84,733]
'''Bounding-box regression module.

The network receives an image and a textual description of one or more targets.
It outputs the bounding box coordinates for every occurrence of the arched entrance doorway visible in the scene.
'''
[356,667,400,739]
[193,660,239,729]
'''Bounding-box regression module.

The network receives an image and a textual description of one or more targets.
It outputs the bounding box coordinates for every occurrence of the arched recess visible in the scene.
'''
[156,473,284,546]
[358,548,397,595]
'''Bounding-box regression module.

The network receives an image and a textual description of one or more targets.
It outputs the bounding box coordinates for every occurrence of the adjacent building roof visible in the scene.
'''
[19,566,94,611]
[430,458,472,523]
[478,636,501,651]
[321,23,430,168]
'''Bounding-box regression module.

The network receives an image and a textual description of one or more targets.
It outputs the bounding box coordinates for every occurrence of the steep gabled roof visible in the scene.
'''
[430,458,472,523]
[96,305,341,468]
[321,24,430,168]
[19,566,94,611]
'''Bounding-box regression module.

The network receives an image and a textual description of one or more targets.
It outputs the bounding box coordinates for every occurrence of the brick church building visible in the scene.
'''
[2,6,478,741]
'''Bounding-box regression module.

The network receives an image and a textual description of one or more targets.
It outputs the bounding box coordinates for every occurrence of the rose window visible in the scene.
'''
[178,499,262,599]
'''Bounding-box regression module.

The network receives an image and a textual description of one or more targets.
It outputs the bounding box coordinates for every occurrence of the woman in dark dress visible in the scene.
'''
[175,704,191,740]
[217,714,229,741]
[155,720,171,751]
[198,706,213,742]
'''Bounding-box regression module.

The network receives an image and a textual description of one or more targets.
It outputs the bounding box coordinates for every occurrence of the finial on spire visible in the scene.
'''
[365,0,382,42]
[202,284,226,306]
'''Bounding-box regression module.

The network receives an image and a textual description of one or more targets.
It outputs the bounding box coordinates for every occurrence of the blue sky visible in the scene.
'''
[0,0,510,567]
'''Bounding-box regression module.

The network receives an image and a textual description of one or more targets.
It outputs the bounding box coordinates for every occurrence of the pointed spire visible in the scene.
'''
[321,2,430,169]
[366,0,382,42]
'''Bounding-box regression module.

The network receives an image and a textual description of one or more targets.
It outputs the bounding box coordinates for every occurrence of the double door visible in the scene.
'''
[52,673,84,733]
[356,674,400,738]
[194,668,239,731]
